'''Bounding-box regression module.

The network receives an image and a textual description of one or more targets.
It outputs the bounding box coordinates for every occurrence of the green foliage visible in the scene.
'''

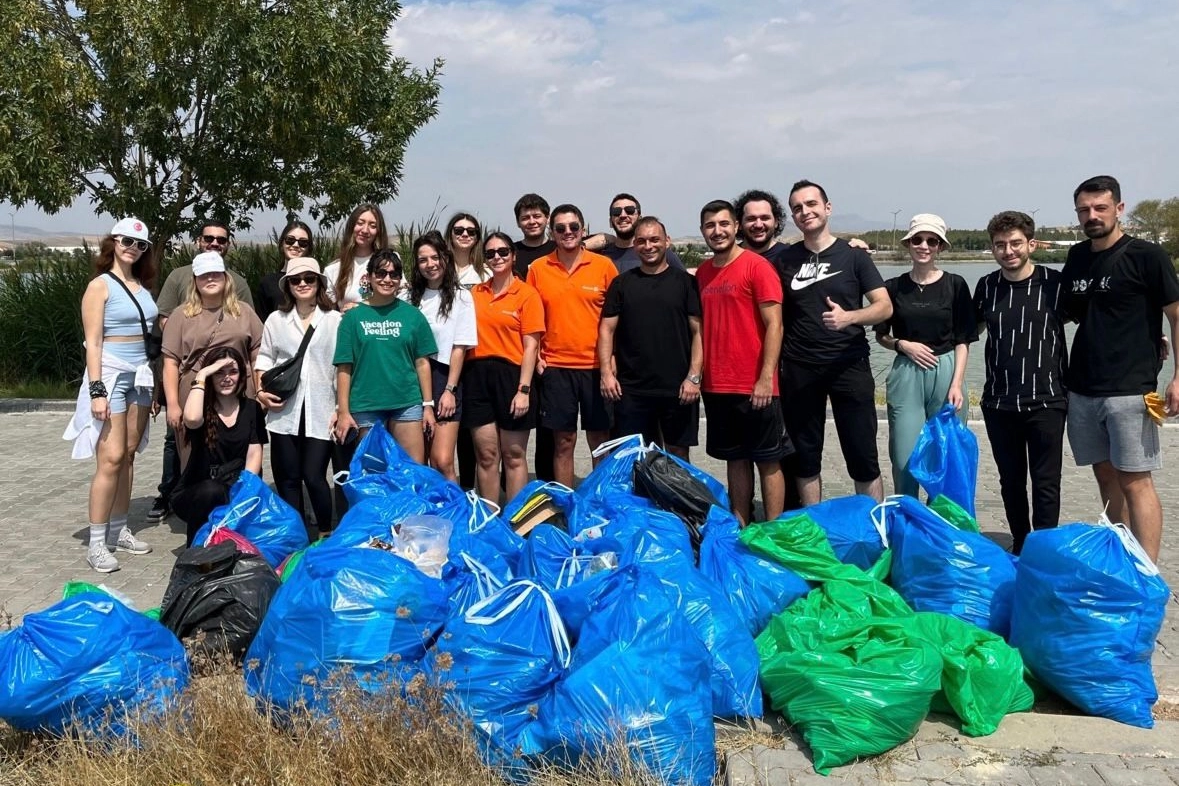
[389,200,446,274]
[675,243,707,269]
[1127,198,1179,256]
[0,0,441,254]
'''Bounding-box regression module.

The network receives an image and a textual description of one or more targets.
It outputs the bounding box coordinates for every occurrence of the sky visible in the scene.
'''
[5,0,1179,241]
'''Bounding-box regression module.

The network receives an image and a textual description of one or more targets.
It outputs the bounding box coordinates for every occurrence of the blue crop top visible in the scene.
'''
[103,276,160,338]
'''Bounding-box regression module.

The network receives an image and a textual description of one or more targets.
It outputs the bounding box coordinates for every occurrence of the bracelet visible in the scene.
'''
[191,379,206,390]
[422,399,435,408]
[89,380,108,399]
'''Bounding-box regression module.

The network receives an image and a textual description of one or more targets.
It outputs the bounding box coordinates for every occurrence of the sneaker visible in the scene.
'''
[87,544,120,573]
[110,527,152,555]
[146,497,169,522]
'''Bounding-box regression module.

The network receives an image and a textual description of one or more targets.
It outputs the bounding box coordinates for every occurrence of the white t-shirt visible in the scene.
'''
[323,255,372,306]
[401,287,477,363]
[456,263,491,290]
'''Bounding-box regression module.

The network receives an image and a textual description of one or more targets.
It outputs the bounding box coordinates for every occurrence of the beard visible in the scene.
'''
[1082,220,1114,239]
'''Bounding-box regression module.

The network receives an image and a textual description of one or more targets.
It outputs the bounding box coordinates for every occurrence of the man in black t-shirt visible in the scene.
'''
[512,193,557,278]
[1061,175,1179,563]
[597,217,702,459]
[777,180,893,505]
[976,211,1069,554]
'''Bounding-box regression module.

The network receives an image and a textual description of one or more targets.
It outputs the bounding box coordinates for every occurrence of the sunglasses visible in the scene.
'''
[909,236,942,247]
[201,234,230,246]
[117,236,150,252]
[288,274,320,286]
[283,236,311,249]
[484,247,512,259]
[609,206,638,217]
[371,268,401,280]
[554,222,581,235]
[452,226,478,237]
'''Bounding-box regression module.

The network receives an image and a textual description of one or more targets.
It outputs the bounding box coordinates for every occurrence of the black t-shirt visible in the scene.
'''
[775,238,886,364]
[876,272,977,355]
[182,398,267,483]
[601,266,702,396]
[1062,235,1179,396]
[753,241,791,268]
[254,271,284,323]
[513,239,557,279]
[973,266,1068,411]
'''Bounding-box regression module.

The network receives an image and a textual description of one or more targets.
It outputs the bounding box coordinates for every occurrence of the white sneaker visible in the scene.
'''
[110,527,152,555]
[87,544,120,573]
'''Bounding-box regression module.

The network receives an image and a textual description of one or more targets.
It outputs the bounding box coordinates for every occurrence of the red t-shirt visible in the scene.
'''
[695,250,782,395]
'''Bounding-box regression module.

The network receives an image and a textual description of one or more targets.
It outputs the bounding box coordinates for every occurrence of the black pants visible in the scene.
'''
[981,406,1066,555]
[156,424,182,500]
[533,375,555,482]
[172,479,231,547]
[269,408,334,534]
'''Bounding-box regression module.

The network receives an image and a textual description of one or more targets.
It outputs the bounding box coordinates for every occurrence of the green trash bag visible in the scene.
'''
[928,495,980,533]
[740,513,894,586]
[62,581,161,621]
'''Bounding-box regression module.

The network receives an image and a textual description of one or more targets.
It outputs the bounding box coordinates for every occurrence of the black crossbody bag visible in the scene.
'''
[260,324,316,402]
[106,272,162,360]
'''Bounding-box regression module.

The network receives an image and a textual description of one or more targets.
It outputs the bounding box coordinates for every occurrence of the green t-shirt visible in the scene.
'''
[334,300,438,412]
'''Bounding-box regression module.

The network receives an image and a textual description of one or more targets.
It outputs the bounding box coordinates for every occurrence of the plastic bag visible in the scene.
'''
[632,451,722,553]
[207,526,263,556]
[340,424,463,506]
[908,404,979,516]
[574,434,650,505]
[244,543,450,716]
[698,506,809,637]
[194,471,309,568]
[0,593,188,736]
[777,494,886,571]
[435,490,525,570]
[332,490,433,548]
[443,531,516,617]
[928,494,979,533]
[159,541,281,660]
[503,480,578,536]
[882,495,1017,636]
[577,497,694,567]
[1009,519,1169,728]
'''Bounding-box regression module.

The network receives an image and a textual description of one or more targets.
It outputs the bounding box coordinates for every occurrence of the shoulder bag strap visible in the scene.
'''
[105,271,152,346]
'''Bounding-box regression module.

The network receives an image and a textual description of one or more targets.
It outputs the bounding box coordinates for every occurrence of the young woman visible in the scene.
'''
[172,347,266,546]
[875,214,977,498]
[324,203,389,311]
[68,217,157,573]
[255,219,313,322]
[463,232,545,502]
[333,249,438,463]
[445,212,490,290]
[161,252,263,467]
[402,231,477,481]
[256,258,341,538]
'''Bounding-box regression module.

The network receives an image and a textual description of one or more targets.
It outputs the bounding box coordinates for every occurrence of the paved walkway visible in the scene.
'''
[1,403,1176,783]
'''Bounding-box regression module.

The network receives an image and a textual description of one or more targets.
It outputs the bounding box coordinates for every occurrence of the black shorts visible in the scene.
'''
[702,393,793,462]
[429,358,461,423]
[461,358,536,432]
[540,367,612,433]
[779,356,880,482]
[614,392,699,448]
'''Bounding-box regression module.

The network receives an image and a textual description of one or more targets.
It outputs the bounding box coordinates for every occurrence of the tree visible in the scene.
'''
[1127,199,1168,242]
[0,0,442,254]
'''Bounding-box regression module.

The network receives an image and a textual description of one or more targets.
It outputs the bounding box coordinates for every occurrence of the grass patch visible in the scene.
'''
[0,379,76,399]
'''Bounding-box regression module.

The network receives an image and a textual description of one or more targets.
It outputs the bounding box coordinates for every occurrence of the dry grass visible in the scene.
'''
[1154,700,1179,722]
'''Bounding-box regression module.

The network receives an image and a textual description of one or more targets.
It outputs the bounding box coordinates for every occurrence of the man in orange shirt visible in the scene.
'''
[527,203,619,486]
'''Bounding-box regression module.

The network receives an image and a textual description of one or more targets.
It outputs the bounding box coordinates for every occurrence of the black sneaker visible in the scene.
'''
[146,497,170,522]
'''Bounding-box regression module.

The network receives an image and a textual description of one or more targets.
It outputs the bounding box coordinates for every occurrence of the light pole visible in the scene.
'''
[891,209,902,251]
[7,212,13,263]
[1031,208,1040,224]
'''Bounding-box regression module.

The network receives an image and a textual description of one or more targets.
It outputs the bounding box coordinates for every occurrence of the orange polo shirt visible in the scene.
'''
[526,250,617,369]
[469,277,546,366]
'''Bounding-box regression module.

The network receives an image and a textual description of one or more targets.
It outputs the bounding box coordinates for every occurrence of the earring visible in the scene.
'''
[359,277,372,299]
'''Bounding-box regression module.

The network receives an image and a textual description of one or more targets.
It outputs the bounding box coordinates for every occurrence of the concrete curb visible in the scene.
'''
[0,399,75,413]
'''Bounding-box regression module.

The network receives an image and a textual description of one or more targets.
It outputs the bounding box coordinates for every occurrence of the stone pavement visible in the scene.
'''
[1,403,1177,783]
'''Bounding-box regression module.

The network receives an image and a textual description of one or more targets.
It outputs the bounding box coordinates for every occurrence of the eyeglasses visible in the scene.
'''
[283,236,310,249]
[201,234,230,246]
[909,236,942,247]
[117,236,150,252]
[554,222,581,235]
[452,226,478,237]
[288,274,320,286]
[609,206,638,217]
[371,268,401,280]
[484,247,512,259]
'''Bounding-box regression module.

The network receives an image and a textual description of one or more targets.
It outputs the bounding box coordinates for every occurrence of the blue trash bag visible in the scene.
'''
[882,495,1017,636]
[1010,519,1170,728]
[908,404,979,516]
[195,471,309,568]
[521,565,716,786]
[779,494,886,571]
[434,489,525,570]
[574,434,650,505]
[578,497,695,567]
[516,525,623,641]
[503,480,578,525]
[244,544,450,716]
[331,490,434,547]
[520,524,595,590]
[444,531,517,617]
[0,592,189,736]
[340,424,463,505]
[698,506,810,637]
[430,580,572,773]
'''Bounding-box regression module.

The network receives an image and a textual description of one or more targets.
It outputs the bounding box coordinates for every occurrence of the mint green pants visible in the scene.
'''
[885,352,967,498]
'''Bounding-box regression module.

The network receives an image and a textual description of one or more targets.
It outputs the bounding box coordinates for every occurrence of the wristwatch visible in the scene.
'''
[444,384,459,394]
[686,373,702,385]
[422,399,435,408]
[518,384,532,394]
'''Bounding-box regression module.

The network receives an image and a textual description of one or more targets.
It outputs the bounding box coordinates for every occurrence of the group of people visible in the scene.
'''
[67,174,1178,574]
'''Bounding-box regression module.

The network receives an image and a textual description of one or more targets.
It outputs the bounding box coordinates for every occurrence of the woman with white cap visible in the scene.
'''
[255,258,341,538]
[875,213,977,498]
[161,251,263,477]
[66,217,158,572]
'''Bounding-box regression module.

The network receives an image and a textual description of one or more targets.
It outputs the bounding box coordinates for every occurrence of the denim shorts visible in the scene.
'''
[353,405,425,430]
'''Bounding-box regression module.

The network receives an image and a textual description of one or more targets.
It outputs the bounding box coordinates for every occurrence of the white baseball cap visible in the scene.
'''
[110,217,151,243]
[192,251,226,277]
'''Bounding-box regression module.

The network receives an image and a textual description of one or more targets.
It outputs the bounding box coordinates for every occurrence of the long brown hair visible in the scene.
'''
[445,211,486,281]
[93,235,156,288]
[197,345,248,453]
[333,203,388,304]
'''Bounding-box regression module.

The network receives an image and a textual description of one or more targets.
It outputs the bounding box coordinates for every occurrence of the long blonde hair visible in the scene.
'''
[182,272,243,318]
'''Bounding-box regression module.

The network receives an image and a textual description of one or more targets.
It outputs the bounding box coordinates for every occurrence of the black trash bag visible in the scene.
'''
[632,452,721,553]
[159,541,281,660]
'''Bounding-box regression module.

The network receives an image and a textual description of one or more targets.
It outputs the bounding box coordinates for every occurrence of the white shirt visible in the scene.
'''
[323,255,372,306]
[255,307,342,440]
[456,263,491,290]
[400,287,477,364]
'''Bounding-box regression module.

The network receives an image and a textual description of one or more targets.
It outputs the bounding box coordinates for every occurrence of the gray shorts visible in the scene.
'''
[1066,392,1161,472]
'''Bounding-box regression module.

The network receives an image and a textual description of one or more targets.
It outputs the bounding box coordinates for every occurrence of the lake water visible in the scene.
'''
[866,260,1176,400]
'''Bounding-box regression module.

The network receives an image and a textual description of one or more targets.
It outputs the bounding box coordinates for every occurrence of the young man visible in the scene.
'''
[736,188,792,267]
[1062,175,1179,562]
[598,216,702,459]
[696,199,792,524]
[976,211,1068,554]
[512,193,556,278]
[586,193,685,274]
[777,180,892,505]
[526,204,618,487]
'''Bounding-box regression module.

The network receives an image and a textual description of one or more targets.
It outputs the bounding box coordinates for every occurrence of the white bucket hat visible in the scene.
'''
[901,213,951,247]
